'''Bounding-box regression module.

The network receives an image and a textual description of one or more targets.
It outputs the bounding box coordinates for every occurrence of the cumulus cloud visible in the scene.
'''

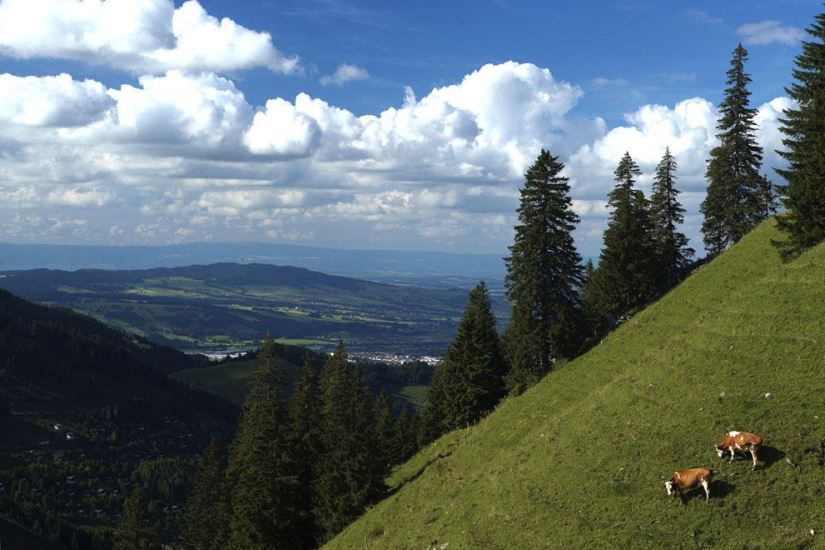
[244,97,322,157]
[104,71,253,151]
[0,73,113,127]
[0,54,790,257]
[320,64,370,86]
[0,0,299,74]
[738,21,805,46]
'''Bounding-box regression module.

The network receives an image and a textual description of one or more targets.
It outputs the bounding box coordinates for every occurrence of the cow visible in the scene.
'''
[715,431,762,469]
[663,468,713,504]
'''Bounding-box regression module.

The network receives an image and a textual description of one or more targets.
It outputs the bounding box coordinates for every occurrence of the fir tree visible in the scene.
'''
[438,281,507,430]
[774,10,825,260]
[113,487,159,550]
[650,147,694,289]
[504,149,584,389]
[181,438,229,550]
[225,333,301,550]
[594,152,658,316]
[701,43,775,256]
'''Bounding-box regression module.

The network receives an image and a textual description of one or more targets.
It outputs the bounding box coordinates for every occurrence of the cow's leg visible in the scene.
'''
[729,447,735,464]
[751,447,758,469]
[701,480,710,502]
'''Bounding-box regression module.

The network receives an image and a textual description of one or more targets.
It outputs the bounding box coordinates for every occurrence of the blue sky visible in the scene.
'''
[0,0,820,261]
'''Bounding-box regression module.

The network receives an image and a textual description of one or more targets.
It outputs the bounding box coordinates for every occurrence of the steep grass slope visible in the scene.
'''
[325,220,825,549]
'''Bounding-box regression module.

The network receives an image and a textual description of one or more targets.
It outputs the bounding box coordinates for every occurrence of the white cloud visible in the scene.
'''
[0,73,113,127]
[320,64,370,86]
[0,57,791,257]
[0,0,299,75]
[244,97,322,157]
[46,186,115,207]
[738,21,805,46]
[685,9,723,25]
[104,71,253,151]
[592,77,628,87]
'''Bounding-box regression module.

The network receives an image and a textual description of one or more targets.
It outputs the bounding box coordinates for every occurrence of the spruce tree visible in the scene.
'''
[313,341,385,543]
[394,407,419,463]
[181,438,229,550]
[504,149,584,389]
[374,390,398,476]
[225,334,301,550]
[113,487,159,550]
[701,43,775,256]
[774,10,825,260]
[581,258,610,341]
[438,281,507,430]
[650,147,694,289]
[285,353,320,548]
[594,152,658,315]
[418,362,447,445]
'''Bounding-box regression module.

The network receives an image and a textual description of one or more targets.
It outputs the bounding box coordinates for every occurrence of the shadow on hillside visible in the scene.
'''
[710,479,735,501]
[386,451,452,498]
[758,445,785,469]
[670,480,734,506]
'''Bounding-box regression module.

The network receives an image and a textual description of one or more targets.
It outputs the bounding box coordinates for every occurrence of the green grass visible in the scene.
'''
[171,358,267,405]
[324,219,825,550]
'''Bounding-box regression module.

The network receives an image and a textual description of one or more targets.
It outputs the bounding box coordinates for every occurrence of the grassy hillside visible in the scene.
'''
[325,219,825,549]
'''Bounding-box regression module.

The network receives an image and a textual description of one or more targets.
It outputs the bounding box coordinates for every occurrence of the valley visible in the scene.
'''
[0,262,510,358]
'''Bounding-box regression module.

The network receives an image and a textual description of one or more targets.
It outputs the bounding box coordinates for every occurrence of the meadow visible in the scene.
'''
[324,219,825,549]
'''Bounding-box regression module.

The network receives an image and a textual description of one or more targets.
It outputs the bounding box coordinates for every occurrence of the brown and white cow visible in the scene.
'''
[715,431,762,469]
[663,468,713,504]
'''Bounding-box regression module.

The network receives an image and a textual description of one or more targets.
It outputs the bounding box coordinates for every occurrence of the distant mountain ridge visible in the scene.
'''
[0,262,495,355]
[0,241,507,289]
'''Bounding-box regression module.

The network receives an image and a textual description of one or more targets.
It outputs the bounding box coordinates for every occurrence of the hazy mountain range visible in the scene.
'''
[0,241,507,289]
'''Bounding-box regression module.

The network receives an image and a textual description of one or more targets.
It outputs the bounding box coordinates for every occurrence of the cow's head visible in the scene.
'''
[715,444,727,458]
[664,480,674,496]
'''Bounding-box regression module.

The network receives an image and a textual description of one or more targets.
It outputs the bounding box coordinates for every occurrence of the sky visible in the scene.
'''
[0,0,821,261]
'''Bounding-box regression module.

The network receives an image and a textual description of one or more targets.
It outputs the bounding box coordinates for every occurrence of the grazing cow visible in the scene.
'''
[663,468,713,504]
[715,431,762,469]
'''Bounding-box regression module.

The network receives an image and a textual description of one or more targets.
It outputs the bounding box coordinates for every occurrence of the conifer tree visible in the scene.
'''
[504,149,584,389]
[594,152,658,316]
[701,43,775,256]
[181,438,229,550]
[438,281,507,429]
[285,353,320,548]
[113,487,159,550]
[225,334,301,550]
[418,362,447,445]
[581,258,610,341]
[774,10,825,260]
[650,147,694,289]
[393,407,419,463]
[313,341,385,543]
[374,390,398,476]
